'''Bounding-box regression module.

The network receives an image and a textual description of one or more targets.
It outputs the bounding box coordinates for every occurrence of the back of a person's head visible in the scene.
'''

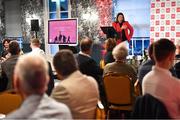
[105,38,116,51]
[148,43,154,60]
[80,37,93,52]
[154,38,176,62]
[53,49,78,77]
[112,43,128,61]
[14,54,49,95]
[8,41,20,55]
[31,38,41,47]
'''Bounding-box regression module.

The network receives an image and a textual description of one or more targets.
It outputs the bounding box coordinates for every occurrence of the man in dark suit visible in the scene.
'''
[75,37,103,81]
[54,36,58,43]
[62,35,66,43]
[58,31,62,43]
[175,43,180,78]
[67,36,70,43]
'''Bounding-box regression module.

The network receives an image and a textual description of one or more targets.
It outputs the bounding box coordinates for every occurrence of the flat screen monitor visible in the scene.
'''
[48,18,78,46]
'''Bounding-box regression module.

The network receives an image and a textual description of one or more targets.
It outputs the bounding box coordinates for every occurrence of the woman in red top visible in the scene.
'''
[112,12,134,44]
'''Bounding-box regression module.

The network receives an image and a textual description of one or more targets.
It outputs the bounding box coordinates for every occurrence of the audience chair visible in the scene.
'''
[96,100,106,120]
[103,73,134,118]
[0,90,22,114]
[131,94,170,119]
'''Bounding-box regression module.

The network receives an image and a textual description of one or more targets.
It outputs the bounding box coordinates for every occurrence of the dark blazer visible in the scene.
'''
[1,55,19,90]
[132,94,170,119]
[174,61,180,79]
[75,53,103,82]
[104,51,115,65]
[46,62,54,96]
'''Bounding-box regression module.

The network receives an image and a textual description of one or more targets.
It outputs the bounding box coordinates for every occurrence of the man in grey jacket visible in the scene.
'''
[6,53,72,119]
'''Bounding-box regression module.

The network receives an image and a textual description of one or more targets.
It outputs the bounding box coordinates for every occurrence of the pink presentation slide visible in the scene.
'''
[48,19,77,45]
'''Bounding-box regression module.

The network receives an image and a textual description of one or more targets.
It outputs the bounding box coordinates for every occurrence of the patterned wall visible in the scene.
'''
[0,0,5,39]
[71,0,113,41]
[20,0,44,43]
[95,0,113,37]
[150,0,180,43]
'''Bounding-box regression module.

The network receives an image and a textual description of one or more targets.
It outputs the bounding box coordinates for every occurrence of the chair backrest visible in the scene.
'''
[103,73,133,106]
[96,101,106,119]
[132,94,170,119]
[0,90,22,114]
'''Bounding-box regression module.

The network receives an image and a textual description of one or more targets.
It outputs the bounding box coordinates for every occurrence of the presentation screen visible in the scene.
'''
[48,19,78,45]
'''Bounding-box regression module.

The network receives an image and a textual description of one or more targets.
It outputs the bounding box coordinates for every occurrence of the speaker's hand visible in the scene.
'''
[121,25,127,30]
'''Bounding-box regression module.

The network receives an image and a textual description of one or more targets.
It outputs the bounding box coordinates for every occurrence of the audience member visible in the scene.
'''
[75,37,104,108]
[75,37,103,82]
[138,43,155,85]
[175,40,180,59]
[30,38,45,57]
[174,41,180,78]
[51,50,99,119]
[138,42,177,86]
[1,38,11,59]
[7,54,72,119]
[30,38,54,95]
[104,38,116,65]
[1,41,20,90]
[142,38,180,118]
[103,43,137,84]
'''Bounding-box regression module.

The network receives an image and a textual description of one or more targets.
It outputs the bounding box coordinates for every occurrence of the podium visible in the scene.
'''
[100,26,119,39]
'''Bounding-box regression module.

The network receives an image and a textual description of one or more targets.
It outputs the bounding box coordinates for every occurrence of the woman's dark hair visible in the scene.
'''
[2,38,11,47]
[115,12,125,23]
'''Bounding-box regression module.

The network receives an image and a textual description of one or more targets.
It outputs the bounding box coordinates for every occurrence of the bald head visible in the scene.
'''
[80,37,93,52]
[14,54,49,95]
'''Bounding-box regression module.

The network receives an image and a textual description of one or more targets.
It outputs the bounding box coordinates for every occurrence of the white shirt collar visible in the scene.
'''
[79,51,91,58]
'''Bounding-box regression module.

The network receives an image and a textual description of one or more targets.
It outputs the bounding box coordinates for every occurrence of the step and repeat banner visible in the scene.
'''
[150,0,180,44]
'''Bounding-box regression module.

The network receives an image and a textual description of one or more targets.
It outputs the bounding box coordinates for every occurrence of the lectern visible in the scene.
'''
[100,26,119,39]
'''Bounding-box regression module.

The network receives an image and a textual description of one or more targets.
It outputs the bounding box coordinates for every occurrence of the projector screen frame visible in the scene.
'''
[48,18,78,46]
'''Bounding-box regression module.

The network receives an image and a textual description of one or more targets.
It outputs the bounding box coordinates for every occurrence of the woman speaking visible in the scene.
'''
[112,12,134,45]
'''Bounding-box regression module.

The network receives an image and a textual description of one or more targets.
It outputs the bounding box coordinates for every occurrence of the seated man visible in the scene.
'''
[30,38,54,95]
[51,50,99,119]
[138,43,155,86]
[103,43,137,84]
[7,54,71,119]
[138,43,177,86]
[174,42,180,78]
[75,37,103,82]
[142,38,180,118]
